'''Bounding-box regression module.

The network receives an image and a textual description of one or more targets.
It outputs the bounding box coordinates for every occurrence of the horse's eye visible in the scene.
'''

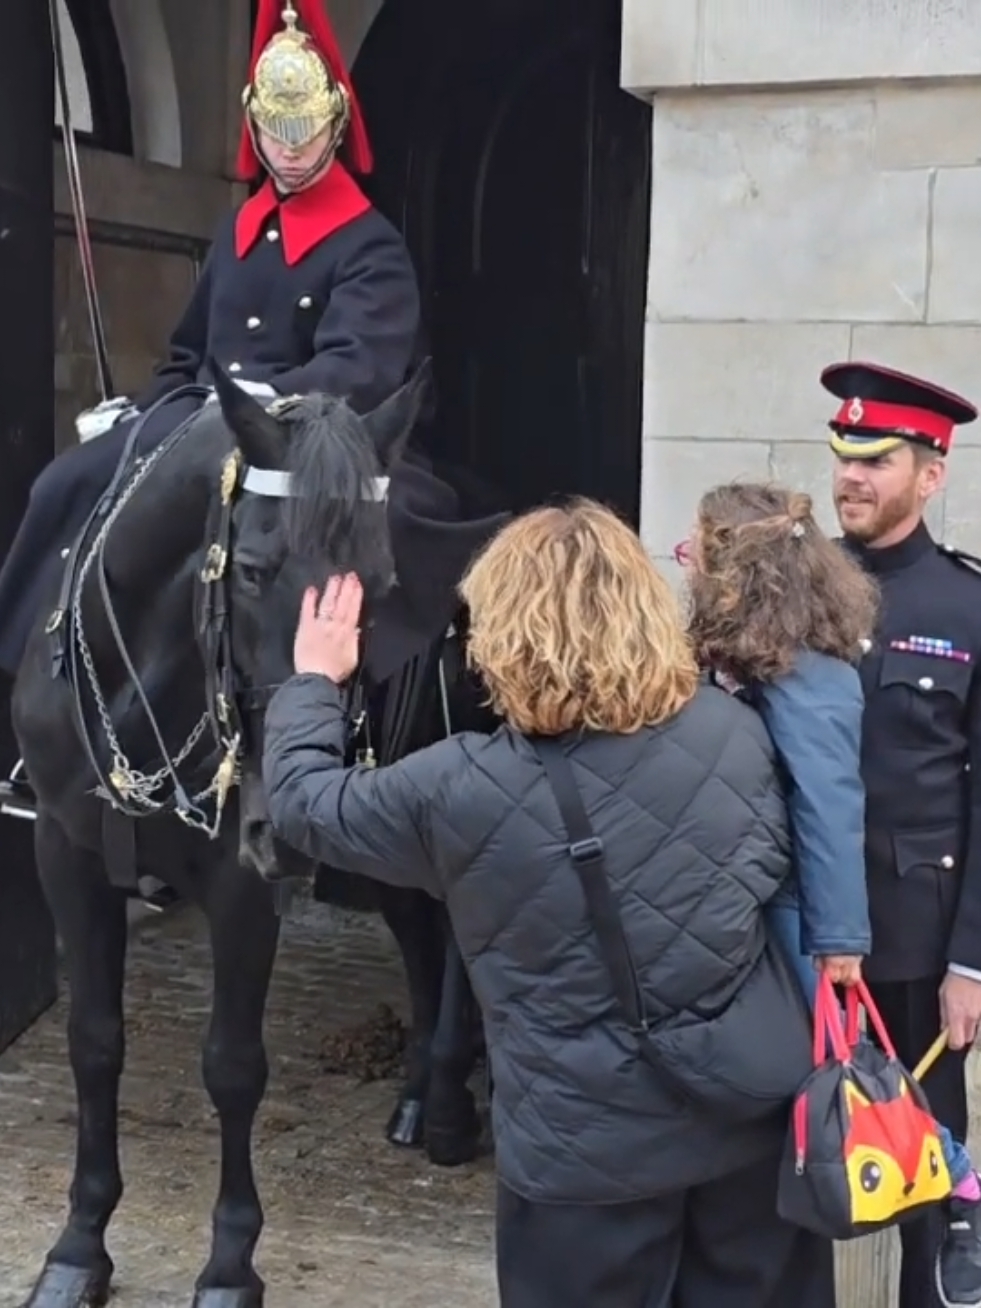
[235,562,264,595]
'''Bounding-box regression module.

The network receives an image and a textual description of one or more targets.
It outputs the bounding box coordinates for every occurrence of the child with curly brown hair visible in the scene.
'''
[682,482,981,1288]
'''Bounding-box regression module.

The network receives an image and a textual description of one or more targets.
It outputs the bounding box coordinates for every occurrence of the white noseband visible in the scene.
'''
[241,467,390,502]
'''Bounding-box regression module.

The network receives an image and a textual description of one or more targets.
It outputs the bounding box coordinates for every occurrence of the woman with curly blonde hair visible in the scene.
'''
[263,497,832,1308]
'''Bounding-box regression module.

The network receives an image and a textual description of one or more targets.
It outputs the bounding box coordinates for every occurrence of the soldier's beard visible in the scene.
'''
[836,482,920,545]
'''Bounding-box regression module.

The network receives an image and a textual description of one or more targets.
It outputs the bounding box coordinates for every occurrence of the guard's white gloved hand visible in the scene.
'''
[75,395,138,443]
[204,378,278,405]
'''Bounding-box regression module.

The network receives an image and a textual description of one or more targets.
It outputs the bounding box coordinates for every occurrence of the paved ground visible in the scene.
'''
[0,898,497,1307]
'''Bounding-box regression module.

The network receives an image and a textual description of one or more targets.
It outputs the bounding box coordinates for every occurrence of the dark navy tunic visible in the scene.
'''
[843,522,981,982]
[135,199,423,416]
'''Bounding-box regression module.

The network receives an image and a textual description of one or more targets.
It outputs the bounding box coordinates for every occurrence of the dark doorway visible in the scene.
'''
[0,0,58,1051]
[354,0,651,521]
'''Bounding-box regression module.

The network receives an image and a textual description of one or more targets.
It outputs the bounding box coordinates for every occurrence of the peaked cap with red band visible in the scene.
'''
[236,0,373,182]
[822,360,977,460]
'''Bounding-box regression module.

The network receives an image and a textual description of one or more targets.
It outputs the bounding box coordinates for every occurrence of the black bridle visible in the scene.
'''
[47,394,255,835]
[195,443,373,757]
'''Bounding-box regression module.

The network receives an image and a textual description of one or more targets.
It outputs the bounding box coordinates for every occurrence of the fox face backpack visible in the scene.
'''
[777,975,952,1241]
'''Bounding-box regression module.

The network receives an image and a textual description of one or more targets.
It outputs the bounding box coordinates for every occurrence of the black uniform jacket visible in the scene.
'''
[135,166,422,416]
[844,522,981,982]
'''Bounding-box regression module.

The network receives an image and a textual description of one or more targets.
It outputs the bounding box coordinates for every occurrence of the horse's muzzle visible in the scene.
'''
[238,770,279,880]
[239,815,279,880]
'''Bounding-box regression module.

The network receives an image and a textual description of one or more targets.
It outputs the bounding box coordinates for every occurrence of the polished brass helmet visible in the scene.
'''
[243,2,351,156]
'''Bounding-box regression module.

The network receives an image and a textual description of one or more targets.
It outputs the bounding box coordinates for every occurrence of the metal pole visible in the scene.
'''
[49,0,114,401]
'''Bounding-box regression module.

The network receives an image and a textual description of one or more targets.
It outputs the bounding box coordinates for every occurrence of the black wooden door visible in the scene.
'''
[0,1,58,1051]
[355,0,651,520]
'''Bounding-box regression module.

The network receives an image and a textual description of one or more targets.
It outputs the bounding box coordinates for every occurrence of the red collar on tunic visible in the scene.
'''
[234,163,372,266]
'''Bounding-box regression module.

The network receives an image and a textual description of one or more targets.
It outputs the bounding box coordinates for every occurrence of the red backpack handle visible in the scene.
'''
[814,973,851,1066]
[845,979,898,1060]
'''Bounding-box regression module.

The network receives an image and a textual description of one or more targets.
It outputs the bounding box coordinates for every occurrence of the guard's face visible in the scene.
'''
[832,444,945,544]
[257,126,334,191]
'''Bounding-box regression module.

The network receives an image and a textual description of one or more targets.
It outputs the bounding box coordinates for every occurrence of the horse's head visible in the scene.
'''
[203,359,431,876]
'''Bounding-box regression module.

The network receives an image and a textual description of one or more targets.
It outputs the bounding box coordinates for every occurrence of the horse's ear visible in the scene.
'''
[209,357,285,469]
[361,358,434,469]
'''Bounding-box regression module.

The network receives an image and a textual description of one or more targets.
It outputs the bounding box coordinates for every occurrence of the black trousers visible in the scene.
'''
[496,1152,836,1308]
[870,976,970,1308]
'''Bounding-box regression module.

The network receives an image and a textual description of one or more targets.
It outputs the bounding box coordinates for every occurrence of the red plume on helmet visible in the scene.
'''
[236,0,373,181]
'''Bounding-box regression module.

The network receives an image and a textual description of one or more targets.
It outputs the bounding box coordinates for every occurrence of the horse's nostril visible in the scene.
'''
[245,817,269,846]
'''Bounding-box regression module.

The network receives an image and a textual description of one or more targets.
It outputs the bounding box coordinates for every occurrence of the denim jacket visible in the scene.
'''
[734,652,872,957]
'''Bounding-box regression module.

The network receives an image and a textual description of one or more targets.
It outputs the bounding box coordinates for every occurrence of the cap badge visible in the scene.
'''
[847,397,864,425]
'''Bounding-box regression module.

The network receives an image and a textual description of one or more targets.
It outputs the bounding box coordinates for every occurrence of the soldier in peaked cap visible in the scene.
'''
[0,0,438,681]
[827,360,981,1308]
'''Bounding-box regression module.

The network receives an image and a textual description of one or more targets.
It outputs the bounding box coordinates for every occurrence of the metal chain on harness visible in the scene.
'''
[70,443,240,838]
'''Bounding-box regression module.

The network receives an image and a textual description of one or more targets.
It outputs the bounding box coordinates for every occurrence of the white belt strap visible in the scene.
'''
[241,467,389,502]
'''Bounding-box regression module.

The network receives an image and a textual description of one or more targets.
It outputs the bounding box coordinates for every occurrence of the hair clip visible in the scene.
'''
[791,522,805,539]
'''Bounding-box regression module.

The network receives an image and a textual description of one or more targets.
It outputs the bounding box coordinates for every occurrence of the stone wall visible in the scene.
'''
[54,233,200,452]
[624,0,981,571]
[639,80,981,564]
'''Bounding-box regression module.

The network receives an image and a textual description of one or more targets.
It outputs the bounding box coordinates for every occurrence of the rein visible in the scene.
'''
[50,390,241,837]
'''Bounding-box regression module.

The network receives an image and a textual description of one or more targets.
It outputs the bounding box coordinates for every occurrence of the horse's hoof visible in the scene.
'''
[385,1096,425,1148]
[23,1259,113,1308]
[424,1123,481,1168]
[192,1288,264,1308]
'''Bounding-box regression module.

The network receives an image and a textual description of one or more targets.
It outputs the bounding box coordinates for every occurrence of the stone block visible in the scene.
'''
[649,93,930,323]
[929,168,981,324]
[54,143,233,240]
[850,326,981,444]
[768,441,839,535]
[875,84,981,170]
[644,323,851,441]
[620,0,698,95]
[639,437,771,557]
[943,447,981,552]
[701,0,981,90]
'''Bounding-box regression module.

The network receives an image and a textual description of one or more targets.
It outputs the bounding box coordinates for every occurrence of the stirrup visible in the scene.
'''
[0,759,37,822]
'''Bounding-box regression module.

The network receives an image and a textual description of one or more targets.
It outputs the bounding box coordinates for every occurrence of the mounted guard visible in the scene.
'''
[0,0,429,690]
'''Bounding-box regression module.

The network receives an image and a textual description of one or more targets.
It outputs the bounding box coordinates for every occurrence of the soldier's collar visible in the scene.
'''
[234,161,371,265]
[842,519,934,576]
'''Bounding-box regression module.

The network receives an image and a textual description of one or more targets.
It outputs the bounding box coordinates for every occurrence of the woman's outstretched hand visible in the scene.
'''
[293,573,364,683]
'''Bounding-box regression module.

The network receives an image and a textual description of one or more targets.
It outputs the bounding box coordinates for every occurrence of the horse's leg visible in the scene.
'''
[423,925,482,1167]
[25,814,127,1308]
[379,884,444,1149]
[192,860,279,1308]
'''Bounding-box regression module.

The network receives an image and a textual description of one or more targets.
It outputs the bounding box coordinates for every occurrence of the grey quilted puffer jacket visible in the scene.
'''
[263,675,812,1204]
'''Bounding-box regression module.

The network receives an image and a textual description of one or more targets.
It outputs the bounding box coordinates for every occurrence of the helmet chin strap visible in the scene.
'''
[249,120,342,194]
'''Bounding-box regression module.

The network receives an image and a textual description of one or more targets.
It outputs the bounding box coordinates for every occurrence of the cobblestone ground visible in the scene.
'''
[0,899,497,1308]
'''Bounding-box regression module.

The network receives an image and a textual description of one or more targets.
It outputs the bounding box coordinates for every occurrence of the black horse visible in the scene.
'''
[10,365,503,1307]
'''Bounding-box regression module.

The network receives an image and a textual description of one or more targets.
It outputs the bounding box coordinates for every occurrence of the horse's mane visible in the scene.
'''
[280,395,386,567]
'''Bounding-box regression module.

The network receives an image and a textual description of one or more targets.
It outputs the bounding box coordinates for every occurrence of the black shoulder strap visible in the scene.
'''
[531,737,651,1036]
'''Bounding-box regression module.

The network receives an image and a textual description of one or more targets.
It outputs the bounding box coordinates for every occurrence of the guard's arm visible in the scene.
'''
[946,670,981,975]
[262,673,449,898]
[269,220,422,420]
